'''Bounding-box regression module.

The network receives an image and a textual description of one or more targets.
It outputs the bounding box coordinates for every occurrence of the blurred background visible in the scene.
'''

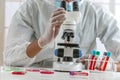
[0,0,120,65]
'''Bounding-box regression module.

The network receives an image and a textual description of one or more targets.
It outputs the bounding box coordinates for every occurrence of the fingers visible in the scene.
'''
[50,8,66,27]
[51,14,66,25]
[80,55,90,64]
[52,8,66,17]
[79,55,90,69]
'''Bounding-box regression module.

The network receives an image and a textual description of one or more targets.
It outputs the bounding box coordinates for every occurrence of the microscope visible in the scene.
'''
[53,0,83,71]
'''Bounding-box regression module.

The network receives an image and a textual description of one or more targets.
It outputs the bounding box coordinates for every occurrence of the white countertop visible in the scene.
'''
[0,66,120,80]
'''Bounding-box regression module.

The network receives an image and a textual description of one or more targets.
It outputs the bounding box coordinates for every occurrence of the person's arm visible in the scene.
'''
[26,8,66,58]
[26,40,41,58]
[4,0,66,67]
[96,6,120,72]
[3,1,36,66]
[116,62,120,72]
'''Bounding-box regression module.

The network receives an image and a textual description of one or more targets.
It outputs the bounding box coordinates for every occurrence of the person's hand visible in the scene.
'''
[79,55,89,70]
[38,8,66,48]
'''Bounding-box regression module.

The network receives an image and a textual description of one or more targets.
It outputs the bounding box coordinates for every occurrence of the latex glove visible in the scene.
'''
[38,8,66,48]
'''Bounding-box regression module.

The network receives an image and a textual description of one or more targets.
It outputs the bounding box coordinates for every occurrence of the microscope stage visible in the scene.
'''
[57,43,79,47]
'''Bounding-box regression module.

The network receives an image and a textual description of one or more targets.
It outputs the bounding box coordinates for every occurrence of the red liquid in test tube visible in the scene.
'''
[101,52,111,71]
[98,52,107,70]
[92,51,100,70]
[89,50,96,70]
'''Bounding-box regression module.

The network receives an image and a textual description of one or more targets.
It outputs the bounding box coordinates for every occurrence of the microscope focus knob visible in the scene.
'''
[73,49,82,58]
[54,48,64,57]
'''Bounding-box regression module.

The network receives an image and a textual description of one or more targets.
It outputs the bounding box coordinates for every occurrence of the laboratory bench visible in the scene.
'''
[0,66,120,80]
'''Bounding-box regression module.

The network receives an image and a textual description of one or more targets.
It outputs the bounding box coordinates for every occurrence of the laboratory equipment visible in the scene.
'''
[53,0,83,71]
[88,50,100,70]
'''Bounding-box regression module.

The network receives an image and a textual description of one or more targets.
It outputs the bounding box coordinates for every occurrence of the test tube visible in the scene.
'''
[92,51,100,70]
[98,52,107,71]
[101,52,111,71]
[88,50,96,70]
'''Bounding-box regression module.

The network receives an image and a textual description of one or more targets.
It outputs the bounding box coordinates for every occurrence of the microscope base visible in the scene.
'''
[53,62,83,72]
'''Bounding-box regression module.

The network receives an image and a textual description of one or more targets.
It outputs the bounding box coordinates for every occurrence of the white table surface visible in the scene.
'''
[0,67,120,80]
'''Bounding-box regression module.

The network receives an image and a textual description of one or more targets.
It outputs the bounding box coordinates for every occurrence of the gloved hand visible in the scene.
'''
[38,8,66,48]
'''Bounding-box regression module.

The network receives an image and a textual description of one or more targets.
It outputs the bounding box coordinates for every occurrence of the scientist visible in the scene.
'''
[4,0,120,71]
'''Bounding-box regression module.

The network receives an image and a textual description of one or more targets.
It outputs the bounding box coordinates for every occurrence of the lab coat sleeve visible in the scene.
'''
[96,7,120,61]
[3,0,37,66]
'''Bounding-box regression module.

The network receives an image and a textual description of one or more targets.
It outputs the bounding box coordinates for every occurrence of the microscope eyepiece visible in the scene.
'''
[73,1,79,11]
[61,1,66,10]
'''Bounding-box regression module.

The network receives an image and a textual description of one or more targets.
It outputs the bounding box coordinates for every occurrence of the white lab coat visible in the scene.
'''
[3,0,120,67]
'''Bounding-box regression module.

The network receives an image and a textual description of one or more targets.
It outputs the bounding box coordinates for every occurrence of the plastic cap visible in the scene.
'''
[104,52,107,56]
[106,52,111,57]
[91,50,96,56]
[96,51,100,56]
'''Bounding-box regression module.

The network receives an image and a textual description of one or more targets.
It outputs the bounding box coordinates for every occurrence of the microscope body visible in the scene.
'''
[53,0,83,71]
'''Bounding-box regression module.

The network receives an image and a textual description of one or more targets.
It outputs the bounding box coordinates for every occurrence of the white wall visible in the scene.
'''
[0,0,5,65]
